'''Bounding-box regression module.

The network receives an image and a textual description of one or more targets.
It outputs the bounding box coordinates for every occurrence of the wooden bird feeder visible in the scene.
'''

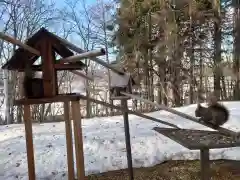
[109,68,136,100]
[1,27,106,180]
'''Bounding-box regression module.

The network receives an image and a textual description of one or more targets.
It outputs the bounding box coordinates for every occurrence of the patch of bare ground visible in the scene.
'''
[86,160,240,180]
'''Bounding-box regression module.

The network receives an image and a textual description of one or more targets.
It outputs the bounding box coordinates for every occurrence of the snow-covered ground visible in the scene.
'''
[1,102,240,180]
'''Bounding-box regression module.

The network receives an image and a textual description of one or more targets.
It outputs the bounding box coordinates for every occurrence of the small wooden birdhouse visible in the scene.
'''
[109,68,136,100]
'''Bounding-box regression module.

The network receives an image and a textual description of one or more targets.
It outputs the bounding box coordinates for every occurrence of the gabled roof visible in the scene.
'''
[2,28,86,70]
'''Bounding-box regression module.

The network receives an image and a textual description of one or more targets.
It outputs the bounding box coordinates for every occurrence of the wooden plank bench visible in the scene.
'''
[153,127,240,180]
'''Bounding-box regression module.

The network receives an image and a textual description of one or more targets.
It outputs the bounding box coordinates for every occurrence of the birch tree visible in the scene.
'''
[89,0,117,115]
[61,0,99,118]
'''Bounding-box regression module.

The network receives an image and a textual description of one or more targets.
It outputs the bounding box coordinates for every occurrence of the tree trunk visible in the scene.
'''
[189,10,195,104]
[213,1,222,99]
[233,2,240,100]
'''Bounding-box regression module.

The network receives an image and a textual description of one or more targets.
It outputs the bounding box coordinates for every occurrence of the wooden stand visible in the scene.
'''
[16,94,85,180]
[64,102,74,180]
[0,28,104,180]
[200,149,210,180]
[154,127,240,180]
[71,100,85,180]
[121,98,134,180]
[23,105,35,180]
[110,84,134,179]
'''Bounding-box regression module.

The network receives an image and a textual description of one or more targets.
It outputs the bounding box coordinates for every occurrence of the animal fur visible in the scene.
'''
[195,102,229,129]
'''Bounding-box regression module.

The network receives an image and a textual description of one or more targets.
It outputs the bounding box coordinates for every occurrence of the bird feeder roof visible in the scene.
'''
[2,27,86,70]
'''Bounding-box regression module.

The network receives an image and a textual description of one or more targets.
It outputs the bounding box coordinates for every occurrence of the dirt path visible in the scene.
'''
[86,160,240,180]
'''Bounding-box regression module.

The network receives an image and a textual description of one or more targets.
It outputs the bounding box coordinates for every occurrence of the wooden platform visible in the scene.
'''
[14,93,81,105]
[154,127,240,180]
[153,127,240,150]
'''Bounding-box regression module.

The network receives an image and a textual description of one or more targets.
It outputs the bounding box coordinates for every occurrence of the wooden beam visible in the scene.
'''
[120,92,237,136]
[71,100,85,180]
[121,99,134,180]
[8,65,42,71]
[58,49,105,63]
[13,93,179,129]
[200,149,210,180]
[87,56,125,75]
[54,63,85,70]
[77,94,180,129]
[64,102,75,180]
[13,94,81,105]
[71,70,93,81]
[23,105,36,180]
[0,32,40,55]
[40,40,56,97]
[13,64,85,71]
[53,35,125,75]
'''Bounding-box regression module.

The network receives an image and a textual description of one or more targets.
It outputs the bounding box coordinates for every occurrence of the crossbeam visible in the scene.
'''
[54,35,125,75]
[0,32,40,55]
[58,49,105,63]
[120,92,237,137]
[71,70,93,81]
[77,94,179,129]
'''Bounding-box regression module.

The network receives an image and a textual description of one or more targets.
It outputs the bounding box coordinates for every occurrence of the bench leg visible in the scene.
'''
[200,149,210,180]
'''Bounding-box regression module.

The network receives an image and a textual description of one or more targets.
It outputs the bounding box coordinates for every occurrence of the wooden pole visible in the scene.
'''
[121,99,134,180]
[53,35,124,75]
[200,149,210,180]
[40,39,56,97]
[76,94,179,129]
[0,32,40,55]
[23,105,36,180]
[64,102,75,180]
[71,70,93,81]
[120,92,237,136]
[71,100,85,180]
[58,49,105,63]
[84,56,125,75]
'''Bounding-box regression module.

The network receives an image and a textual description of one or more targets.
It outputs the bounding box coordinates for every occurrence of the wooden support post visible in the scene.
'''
[121,99,134,180]
[23,105,36,180]
[40,39,56,97]
[200,149,210,180]
[71,100,85,180]
[64,102,75,180]
[53,50,58,96]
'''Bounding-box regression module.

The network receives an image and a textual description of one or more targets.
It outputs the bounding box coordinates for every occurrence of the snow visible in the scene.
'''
[1,101,240,179]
